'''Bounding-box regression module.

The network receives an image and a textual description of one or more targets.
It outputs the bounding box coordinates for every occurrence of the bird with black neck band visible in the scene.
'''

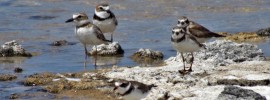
[171,26,205,74]
[93,3,118,42]
[113,80,156,100]
[65,13,111,68]
[177,16,225,43]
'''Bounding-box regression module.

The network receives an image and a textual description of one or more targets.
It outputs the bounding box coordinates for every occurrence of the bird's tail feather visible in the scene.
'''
[211,32,226,37]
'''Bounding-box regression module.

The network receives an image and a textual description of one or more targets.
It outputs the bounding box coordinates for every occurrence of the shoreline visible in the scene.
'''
[1,39,270,99]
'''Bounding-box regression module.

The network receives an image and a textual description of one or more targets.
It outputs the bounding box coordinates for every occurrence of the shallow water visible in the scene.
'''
[0,0,270,99]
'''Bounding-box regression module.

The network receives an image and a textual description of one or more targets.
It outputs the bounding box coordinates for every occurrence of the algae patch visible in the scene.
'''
[224,32,269,43]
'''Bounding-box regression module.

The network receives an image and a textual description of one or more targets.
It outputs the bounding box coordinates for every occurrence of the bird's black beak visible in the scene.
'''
[65,18,74,23]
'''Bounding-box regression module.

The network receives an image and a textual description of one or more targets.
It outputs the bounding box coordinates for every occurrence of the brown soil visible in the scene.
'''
[56,89,119,100]
[22,69,120,100]
[0,74,17,81]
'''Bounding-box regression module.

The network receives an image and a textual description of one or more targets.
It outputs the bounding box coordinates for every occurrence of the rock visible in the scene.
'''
[131,48,164,65]
[50,40,76,46]
[256,27,270,36]
[105,40,270,100]
[216,79,270,86]
[50,40,68,46]
[89,42,124,56]
[9,93,19,99]
[43,81,66,93]
[14,67,23,73]
[23,72,56,86]
[0,40,32,57]
[0,74,17,81]
[194,40,265,66]
[217,86,266,100]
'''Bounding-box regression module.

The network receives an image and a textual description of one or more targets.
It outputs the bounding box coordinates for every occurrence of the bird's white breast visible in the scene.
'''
[93,18,116,33]
[172,38,201,52]
[122,90,148,100]
[75,27,103,45]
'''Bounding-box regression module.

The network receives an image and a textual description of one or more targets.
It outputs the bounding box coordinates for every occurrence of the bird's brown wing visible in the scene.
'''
[93,25,111,42]
[186,34,205,48]
[189,21,224,37]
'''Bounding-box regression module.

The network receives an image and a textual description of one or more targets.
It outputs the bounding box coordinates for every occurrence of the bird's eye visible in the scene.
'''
[77,15,82,18]
[185,20,189,24]
[176,32,179,35]
[119,82,128,87]
[99,7,103,10]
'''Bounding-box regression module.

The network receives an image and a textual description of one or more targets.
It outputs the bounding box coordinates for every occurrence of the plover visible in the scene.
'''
[171,26,205,74]
[65,13,111,66]
[113,80,156,100]
[93,3,118,42]
[177,16,225,43]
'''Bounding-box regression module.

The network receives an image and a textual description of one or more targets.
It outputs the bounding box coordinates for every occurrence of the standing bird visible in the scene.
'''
[65,13,111,66]
[93,3,118,42]
[171,26,205,74]
[177,16,225,43]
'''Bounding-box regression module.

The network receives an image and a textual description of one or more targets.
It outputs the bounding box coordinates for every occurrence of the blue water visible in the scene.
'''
[0,0,270,99]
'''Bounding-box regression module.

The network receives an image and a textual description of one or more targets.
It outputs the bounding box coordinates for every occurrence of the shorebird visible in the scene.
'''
[113,80,156,100]
[177,16,225,43]
[93,3,118,42]
[65,13,111,67]
[171,26,205,74]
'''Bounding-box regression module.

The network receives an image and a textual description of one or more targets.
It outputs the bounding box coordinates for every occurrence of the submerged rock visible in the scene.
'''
[217,86,266,100]
[14,67,23,73]
[0,40,32,57]
[256,27,270,36]
[89,42,124,56]
[50,40,68,46]
[194,40,265,66]
[9,93,19,99]
[131,48,164,65]
[50,40,76,46]
[23,72,56,86]
[0,74,17,81]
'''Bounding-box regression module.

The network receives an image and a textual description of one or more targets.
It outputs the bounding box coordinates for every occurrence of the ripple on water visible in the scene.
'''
[28,15,57,20]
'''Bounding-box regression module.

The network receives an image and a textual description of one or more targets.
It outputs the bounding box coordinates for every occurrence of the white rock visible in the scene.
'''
[104,40,269,99]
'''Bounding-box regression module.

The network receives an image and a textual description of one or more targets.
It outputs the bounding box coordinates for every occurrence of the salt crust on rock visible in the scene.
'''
[0,40,32,57]
[104,40,270,100]
[89,42,124,56]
